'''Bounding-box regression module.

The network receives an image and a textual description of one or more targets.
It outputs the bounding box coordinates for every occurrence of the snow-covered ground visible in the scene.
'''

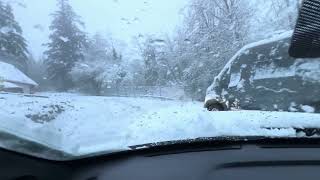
[1,92,320,159]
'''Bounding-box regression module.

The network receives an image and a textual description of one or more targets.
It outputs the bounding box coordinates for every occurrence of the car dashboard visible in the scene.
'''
[2,138,320,180]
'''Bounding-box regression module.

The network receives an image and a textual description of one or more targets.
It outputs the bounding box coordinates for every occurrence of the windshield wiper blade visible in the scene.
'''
[129,136,320,151]
[262,127,320,137]
[129,136,266,150]
[295,128,320,136]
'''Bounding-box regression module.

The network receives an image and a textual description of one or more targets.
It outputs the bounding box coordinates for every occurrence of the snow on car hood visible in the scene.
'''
[0,93,320,160]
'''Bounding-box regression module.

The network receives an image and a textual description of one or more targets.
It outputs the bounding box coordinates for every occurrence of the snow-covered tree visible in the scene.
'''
[248,0,300,41]
[71,33,127,95]
[168,0,299,100]
[269,0,300,29]
[0,1,28,71]
[45,0,87,91]
[135,34,184,87]
[174,0,252,100]
[142,38,159,86]
[130,0,300,100]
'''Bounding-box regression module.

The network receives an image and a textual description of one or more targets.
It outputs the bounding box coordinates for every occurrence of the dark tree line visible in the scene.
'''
[0,0,28,72]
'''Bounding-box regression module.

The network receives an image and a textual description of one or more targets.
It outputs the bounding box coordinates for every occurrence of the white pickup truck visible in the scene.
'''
[205,31,320,113]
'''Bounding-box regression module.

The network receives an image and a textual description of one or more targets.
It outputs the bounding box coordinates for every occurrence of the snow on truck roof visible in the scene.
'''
[206,31,294,100]
[215,30,293,81]
[0,61,38,86]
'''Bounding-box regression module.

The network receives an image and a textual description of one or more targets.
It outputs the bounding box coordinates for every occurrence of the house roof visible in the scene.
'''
[0,61,38,86]
[2,82,20,89]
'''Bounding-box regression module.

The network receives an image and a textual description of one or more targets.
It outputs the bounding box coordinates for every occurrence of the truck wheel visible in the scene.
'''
[207,102,226,111]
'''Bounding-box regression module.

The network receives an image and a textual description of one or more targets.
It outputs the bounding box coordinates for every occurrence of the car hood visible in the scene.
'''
[0,110,320,161]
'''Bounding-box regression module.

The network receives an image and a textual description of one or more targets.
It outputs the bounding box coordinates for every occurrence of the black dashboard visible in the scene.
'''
[3,138,320,180]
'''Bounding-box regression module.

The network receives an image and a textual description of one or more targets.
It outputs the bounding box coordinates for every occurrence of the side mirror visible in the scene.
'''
[289,0,320,58]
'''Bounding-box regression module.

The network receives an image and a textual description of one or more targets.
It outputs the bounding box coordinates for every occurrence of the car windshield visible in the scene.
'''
[0,0,320,160]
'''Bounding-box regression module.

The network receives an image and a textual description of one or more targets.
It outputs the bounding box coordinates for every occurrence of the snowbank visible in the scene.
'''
[0,92,320,159]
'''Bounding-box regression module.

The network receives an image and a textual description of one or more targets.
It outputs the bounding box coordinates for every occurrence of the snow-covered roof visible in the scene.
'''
[0,61,38,86]
[2,82,20,89]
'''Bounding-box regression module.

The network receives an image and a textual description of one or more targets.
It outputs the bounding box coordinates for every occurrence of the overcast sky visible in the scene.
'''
[8,0,188,58]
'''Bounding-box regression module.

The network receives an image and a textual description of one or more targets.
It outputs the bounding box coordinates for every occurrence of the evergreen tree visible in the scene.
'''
[142,39,158,86]
[0,1,28,70]
[45,0,86,91]
[86,33,110,63]
[112,47,118,62]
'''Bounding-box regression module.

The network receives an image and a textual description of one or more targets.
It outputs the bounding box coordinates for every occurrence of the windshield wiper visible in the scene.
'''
[129,136,320,155]
[262,127,320,137]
